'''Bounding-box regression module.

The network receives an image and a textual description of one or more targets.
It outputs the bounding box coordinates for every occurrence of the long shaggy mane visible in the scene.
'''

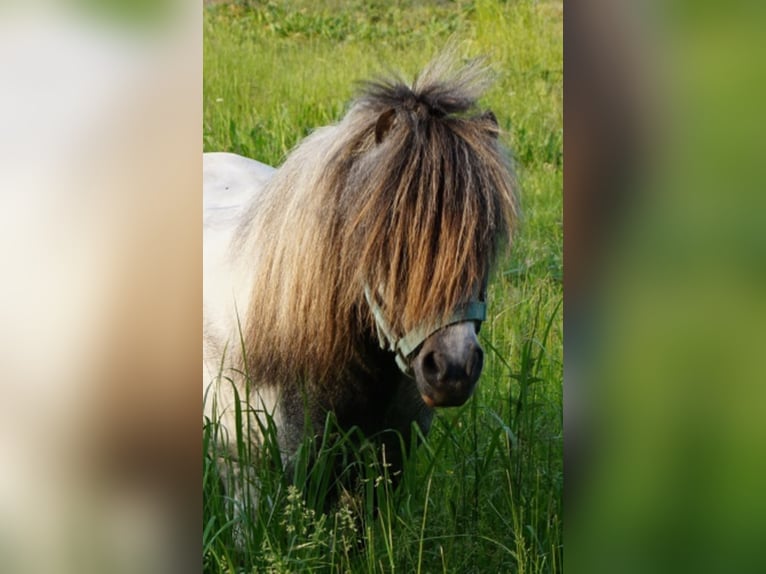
[237,55,518,388]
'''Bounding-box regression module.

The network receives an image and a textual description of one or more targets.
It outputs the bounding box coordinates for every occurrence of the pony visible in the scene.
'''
[203,55,518,510]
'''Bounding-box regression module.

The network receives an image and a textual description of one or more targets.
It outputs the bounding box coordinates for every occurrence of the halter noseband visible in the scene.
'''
[363,285,487,375]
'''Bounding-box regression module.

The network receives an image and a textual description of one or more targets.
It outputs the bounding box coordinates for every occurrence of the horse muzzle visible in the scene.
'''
[411,322,484,408]
[363,284,487,406]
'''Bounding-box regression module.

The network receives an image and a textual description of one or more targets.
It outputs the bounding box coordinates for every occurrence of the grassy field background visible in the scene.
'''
[203,0,562,571]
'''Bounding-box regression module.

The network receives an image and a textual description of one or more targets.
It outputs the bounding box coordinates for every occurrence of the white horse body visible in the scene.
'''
[203,152,280,443]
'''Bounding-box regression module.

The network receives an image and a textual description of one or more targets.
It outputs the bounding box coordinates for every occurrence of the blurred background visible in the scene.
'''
[566,1,766,573]
[0,1,200,572]
[1,0,765,572]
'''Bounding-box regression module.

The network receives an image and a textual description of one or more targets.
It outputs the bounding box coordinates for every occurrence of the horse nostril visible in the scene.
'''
[467,345,484,381]
[421,351,446,382]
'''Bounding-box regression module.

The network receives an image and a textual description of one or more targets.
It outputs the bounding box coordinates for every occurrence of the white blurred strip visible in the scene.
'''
[0,4,200,573]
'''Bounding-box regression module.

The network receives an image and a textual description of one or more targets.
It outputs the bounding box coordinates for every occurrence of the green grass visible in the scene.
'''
[203,1,562,572]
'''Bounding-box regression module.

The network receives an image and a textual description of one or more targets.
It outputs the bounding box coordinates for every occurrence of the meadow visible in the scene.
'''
[203,1,562,572]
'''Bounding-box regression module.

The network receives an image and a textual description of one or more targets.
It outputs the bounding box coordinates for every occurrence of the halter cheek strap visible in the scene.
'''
[363,285,487,375]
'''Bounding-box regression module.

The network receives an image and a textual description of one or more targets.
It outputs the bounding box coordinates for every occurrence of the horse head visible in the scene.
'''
[341,62,516,409]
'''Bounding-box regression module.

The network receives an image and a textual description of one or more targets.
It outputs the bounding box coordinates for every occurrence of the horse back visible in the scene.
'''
[203,153,276,418]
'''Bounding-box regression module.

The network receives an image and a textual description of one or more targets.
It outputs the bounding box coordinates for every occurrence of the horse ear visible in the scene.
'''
[375,108,397,144]
[482,110,500,139]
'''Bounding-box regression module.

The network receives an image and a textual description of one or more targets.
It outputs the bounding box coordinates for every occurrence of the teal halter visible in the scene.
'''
[364,285,487,375]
